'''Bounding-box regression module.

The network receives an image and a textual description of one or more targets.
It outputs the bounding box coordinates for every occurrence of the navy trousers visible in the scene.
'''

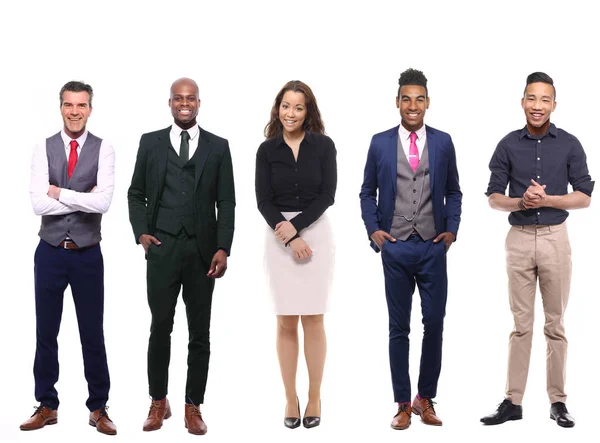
[381,235,448,403]
[33,239,110,411]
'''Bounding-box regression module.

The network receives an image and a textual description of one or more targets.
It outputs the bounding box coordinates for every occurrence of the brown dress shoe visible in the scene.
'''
[143,398,172,431]
[184,403,207,435]
[20,405,58,431]
[391,403,412,430]
[89,407,117,435]
[412,396,442,426]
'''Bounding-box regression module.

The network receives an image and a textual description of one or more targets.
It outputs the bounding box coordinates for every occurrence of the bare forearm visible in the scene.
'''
[488,193,521,212]
[545,191,591,210]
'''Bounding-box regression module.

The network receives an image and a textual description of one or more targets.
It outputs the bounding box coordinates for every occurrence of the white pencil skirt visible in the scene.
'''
[264,212,335,315]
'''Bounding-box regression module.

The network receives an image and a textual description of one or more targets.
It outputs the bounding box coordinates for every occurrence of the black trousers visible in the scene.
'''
[146,230,214,404]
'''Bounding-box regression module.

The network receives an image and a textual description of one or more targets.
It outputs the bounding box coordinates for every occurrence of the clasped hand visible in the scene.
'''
[522,179,547,209]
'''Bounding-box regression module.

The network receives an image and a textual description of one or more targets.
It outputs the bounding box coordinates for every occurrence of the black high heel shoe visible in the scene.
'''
[284,398,301,429]
[303,399,321,428]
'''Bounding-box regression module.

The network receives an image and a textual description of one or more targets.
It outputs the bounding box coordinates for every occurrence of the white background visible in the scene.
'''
[0,0,598,442]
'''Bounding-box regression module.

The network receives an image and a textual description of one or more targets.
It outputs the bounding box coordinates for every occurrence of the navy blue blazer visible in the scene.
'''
[359,125,462,252]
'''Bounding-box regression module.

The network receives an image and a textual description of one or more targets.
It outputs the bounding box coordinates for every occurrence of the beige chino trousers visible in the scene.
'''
[504,222,571,405]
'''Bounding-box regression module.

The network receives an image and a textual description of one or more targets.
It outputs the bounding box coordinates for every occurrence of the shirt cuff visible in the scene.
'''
[58,188,76,205]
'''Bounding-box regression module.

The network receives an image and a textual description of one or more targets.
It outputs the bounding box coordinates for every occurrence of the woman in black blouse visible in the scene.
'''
[255,80,337,429]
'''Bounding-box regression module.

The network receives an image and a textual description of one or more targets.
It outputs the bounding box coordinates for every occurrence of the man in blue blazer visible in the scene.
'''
[360,68,462,430]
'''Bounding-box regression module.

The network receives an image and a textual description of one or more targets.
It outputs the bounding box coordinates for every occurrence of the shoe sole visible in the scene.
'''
[550,416,575,428]
[20,419,58,431]
[391,420,411,430]
[88,422,117,435]
[413,408,442,426]
[481,415,522,425]
[142,410,172,432]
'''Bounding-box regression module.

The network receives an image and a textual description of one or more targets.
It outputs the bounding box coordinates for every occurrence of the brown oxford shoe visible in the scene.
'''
[391,403,411,430]
[412,396,442,426]
[143,398,172,431]
[20,405,57,431]
[184,403,207,435]
[89,407,117,435]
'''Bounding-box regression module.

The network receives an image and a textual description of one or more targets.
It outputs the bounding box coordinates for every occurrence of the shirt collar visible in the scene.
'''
[171,123,200,140]
[398,123,426,141]
[61,129,88,149]
[275,130,314,147]
[519,122,558,140]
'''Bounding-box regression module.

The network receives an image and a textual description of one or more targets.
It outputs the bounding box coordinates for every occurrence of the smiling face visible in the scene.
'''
[522,82,556,136]
[396,85,429,132]
[60,91,92,139]
[169,78,200,129]
[278,90,307,137]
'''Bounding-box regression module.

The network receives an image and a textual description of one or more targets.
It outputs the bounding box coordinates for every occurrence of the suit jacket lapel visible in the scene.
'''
[194,127,212,191]
[389,126,399,197]
[156,127,171,197]
[426,125,436,194]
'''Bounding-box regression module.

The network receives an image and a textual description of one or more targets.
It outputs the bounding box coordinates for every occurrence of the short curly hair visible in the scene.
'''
[397,68,428,97]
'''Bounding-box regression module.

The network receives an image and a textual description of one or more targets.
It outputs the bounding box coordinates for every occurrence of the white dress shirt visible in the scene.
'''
[169,124,200,158]
[398,123,427,161]
[30,129,115,216]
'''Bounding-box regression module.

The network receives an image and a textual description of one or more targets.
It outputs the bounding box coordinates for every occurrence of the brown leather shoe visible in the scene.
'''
[412,396,442,426]
[20,405,57,431]
[391,403,411,430]
[89,407,117,435]
[184,403,207,435]
[143,398,172,431]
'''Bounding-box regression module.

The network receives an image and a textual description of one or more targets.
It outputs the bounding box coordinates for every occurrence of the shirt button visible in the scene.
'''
[413,211,416,215]
[294,168,298,172]
[413,201,417,204]
[413,189,416,193]
[537,175,540,179]
[537,212,540,215]
[413,177,417,181]
[295,183,298,187]
[537,157,540,160]
[296,196,299,200]
[537,140,541,143]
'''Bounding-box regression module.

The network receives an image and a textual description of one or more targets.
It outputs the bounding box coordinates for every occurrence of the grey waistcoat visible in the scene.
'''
[39,132,103,247]
[390,137,436,241]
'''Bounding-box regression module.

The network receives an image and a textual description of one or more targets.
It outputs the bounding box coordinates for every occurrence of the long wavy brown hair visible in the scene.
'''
[264,80,325,139]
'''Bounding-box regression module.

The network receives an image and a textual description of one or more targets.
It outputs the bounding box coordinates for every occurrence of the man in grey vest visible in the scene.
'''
[21,81,117,435]
[128,78,235,435]
[360,69,462,430]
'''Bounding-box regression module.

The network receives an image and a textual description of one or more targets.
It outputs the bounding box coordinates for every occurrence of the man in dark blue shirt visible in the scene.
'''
[481,72,593,429]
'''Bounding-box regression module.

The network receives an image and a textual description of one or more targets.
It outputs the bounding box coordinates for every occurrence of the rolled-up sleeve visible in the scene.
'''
[567,137,594,197]
[485,141,510,197]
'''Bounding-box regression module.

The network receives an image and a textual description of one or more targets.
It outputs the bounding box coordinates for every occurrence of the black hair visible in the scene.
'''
[398,68,428,97]
[524,72,556,100]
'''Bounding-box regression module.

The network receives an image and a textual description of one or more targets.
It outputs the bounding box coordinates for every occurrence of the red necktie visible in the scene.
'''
[68,140,79,179]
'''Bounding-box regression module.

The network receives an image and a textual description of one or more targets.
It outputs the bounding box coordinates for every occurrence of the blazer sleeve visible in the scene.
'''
[127,134,150,244]
[359,136,381,238]
[443,136,462,238]
[216,141,236,255]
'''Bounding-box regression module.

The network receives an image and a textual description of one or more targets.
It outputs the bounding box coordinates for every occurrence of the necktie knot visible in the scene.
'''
[70,140,79,151]
[181,131,190,142]
[409,132,417,143]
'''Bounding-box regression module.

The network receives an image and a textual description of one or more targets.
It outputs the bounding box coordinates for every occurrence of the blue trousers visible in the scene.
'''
[33,239,110,411]
[381,235,447,403]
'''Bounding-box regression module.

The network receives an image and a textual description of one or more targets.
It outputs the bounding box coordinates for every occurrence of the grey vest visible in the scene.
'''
[154,147,196,236]
[39,132,103,247]
[390,137,436,241]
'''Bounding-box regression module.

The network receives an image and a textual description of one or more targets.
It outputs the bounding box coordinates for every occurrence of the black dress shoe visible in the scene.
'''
[480,399,523,425]
[550,402,575,428]
[284,399,301,429]
[303,400,321,429]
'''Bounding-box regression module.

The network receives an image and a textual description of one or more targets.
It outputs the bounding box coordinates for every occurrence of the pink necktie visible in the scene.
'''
[409,132,419,172]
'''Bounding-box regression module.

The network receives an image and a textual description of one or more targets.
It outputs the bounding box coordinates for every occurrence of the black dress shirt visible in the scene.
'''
[255,131,337,232]
[486,123,594,225]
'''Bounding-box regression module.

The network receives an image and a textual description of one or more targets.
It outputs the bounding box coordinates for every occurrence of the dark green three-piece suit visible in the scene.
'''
[127,126,235,404]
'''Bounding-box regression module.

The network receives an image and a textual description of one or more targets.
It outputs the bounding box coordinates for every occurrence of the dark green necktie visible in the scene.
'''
[180,130,190,162]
